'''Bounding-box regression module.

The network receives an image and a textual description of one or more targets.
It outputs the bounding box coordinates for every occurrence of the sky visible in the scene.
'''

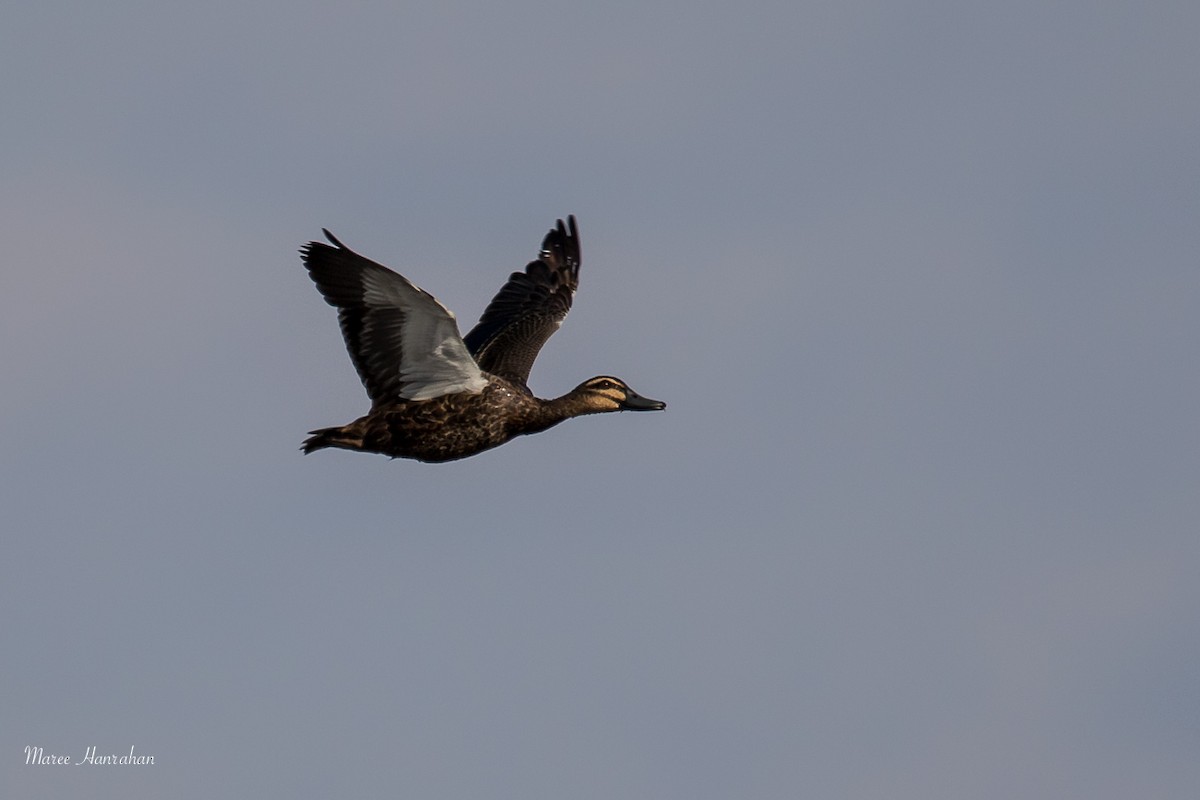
[3,1,1199,798]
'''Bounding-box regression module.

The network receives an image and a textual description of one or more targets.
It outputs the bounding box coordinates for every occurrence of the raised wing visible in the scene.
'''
[462,215,580,388]
[301,230,487,405]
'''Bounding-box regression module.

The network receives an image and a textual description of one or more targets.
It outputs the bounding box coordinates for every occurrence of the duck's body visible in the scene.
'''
[303,374,650,463]
[300,216,664,463]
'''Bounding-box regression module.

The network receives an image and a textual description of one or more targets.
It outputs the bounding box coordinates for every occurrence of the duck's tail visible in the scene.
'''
[301,426,363,454]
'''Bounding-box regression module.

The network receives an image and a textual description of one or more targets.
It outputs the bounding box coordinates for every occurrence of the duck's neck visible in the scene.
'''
[525,391,604,433]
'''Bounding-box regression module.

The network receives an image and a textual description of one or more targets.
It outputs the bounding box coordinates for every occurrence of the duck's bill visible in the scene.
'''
[621,391,666,411]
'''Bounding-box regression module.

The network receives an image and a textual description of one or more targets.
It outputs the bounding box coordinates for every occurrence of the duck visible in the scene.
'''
[299,215,665,463]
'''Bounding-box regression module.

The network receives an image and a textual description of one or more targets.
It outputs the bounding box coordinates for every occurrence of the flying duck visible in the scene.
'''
[299,215,665,462]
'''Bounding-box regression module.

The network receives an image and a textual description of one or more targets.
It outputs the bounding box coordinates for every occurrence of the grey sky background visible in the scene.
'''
[3,1,1198,798]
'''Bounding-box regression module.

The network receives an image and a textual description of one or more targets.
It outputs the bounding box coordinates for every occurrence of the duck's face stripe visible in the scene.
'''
[582,376,628,392]
[583,393,623,411]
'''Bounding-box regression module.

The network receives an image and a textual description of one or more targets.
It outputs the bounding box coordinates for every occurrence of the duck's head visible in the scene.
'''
[573,376,666,413]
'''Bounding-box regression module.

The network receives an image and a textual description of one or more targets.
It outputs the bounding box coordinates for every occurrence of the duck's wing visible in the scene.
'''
[301,230,488,404]
[462,215,580,388]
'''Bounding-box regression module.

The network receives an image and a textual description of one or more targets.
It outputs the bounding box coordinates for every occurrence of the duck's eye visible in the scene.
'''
[595,380,616,390]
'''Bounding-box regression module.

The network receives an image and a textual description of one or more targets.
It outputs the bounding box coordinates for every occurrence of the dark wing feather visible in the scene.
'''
[462,215,580,387]
[301,230,486,406]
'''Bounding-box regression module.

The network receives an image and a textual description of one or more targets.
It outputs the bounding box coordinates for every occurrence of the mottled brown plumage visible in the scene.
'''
[300,216,664,463]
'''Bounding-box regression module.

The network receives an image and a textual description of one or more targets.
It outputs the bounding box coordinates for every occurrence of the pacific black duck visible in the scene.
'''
[300,215,665,463]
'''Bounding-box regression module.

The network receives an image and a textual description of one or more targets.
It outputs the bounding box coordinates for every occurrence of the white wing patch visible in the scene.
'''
[359,269,487,401]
